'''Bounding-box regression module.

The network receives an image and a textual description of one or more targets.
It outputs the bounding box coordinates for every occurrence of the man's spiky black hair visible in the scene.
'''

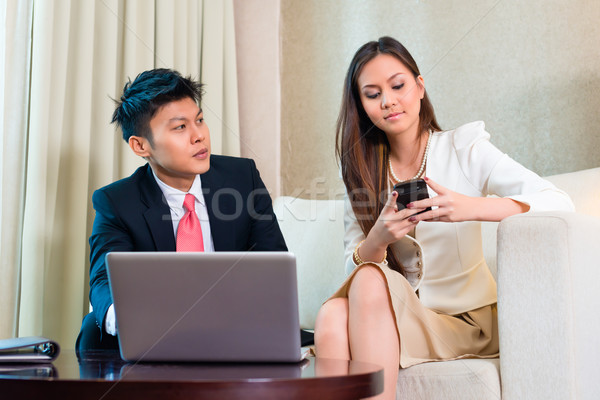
[111,68,204,144]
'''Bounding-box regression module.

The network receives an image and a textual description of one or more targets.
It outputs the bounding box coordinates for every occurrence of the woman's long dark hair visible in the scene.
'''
[335,36,441,276]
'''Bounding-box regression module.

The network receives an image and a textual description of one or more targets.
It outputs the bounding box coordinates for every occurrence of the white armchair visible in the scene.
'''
[273,167,600,399]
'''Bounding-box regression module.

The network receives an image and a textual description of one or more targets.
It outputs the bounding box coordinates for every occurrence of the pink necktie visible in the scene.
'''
[176,194,204,252]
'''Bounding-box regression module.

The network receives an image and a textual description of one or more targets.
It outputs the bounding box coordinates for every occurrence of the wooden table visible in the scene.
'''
[0,350,383,399]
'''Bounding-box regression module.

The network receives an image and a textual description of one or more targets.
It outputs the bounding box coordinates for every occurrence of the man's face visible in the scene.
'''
[140,97,211,191]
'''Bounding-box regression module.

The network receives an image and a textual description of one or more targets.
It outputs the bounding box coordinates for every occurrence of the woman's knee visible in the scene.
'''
[315,298,348,338]
[348,265,390,308]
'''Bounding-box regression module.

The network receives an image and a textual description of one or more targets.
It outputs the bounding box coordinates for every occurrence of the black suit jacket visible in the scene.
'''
[87,155,287,335]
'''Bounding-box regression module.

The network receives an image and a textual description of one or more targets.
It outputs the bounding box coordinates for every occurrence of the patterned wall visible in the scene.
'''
[280,0,600,198]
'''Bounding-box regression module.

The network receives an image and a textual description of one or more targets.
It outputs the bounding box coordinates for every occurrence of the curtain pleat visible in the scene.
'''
[0,0,240,347]
[201,0,240,157]
[0,0,32,340]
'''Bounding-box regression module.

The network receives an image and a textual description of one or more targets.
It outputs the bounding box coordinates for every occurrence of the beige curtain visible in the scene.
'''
[0,0,240,348]
[0,0,32,341]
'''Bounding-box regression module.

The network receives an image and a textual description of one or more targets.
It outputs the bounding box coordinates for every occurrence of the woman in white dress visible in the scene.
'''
[314,36,574,400]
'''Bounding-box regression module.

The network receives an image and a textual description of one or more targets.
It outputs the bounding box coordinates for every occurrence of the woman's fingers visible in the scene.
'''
[407,197,436,210]
[409,208,442,222]
[423,176,443,195]
[383,191,418,221]
[382,191,399,213]
[374,191,421,239]
[406,177,441,210]
[406,177,449,221]
[397,206,425,219]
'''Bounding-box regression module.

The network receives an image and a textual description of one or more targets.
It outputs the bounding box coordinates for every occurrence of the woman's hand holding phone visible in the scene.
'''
[406,177,476,223]
[361,191,424,262]
[407,177,530,223]
[394,179,432,213]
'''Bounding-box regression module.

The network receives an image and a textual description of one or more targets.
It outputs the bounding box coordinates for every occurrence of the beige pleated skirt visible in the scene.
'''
[327,262,499,368]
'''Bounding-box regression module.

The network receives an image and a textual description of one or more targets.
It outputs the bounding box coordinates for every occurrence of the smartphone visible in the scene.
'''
[393,179,432,214]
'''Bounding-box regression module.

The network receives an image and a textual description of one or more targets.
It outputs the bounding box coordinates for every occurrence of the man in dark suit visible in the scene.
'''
[76,68,291,351]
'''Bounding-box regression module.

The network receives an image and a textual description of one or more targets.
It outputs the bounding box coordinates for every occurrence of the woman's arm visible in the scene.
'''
[469,197,529,221]
[409,122,574,223]
[408,177,530,222]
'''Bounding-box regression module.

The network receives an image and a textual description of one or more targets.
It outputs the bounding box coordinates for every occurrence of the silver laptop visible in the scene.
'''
[105,251,303,363]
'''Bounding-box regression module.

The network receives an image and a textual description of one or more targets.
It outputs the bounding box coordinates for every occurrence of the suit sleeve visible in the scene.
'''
[245,159,288,251]
[88,189,135,335]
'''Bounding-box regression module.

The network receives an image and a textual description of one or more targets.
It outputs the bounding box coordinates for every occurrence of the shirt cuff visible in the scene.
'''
[105,304,117,336]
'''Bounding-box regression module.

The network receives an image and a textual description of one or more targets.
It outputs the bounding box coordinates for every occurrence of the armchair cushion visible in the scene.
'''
[273,197,346,329]
[397,358,501,400]
[497,211,600,399]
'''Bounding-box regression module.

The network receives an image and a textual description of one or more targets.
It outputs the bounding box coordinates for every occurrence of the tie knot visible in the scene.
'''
[183,193,196,212]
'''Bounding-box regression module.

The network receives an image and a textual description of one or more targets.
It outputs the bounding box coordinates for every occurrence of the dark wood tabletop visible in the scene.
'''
[0,349,383,399]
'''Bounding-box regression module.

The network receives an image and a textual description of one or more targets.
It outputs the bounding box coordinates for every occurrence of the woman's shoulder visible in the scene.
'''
[437,121,491,150]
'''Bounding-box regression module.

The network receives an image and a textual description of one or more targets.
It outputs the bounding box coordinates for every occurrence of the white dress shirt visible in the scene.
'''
[105,171,214,335]
[152,171,215,252]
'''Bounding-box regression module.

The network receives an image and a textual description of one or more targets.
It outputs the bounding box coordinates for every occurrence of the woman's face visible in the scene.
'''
[357,53,425,138]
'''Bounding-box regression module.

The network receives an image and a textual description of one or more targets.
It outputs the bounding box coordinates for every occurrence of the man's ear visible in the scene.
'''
[128,136,151,157]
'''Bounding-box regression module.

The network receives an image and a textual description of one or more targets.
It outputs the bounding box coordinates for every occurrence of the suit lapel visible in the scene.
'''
[139,165,176,251]
[201,160,233,251]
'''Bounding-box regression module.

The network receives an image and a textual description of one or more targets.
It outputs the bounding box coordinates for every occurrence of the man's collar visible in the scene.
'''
[151,169,205,208]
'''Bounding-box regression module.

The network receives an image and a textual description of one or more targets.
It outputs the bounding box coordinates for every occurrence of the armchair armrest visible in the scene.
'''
[496,211,600,400]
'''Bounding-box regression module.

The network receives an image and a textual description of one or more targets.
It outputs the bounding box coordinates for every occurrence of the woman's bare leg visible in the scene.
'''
[314,297,350,360]
[348,266,399,400]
